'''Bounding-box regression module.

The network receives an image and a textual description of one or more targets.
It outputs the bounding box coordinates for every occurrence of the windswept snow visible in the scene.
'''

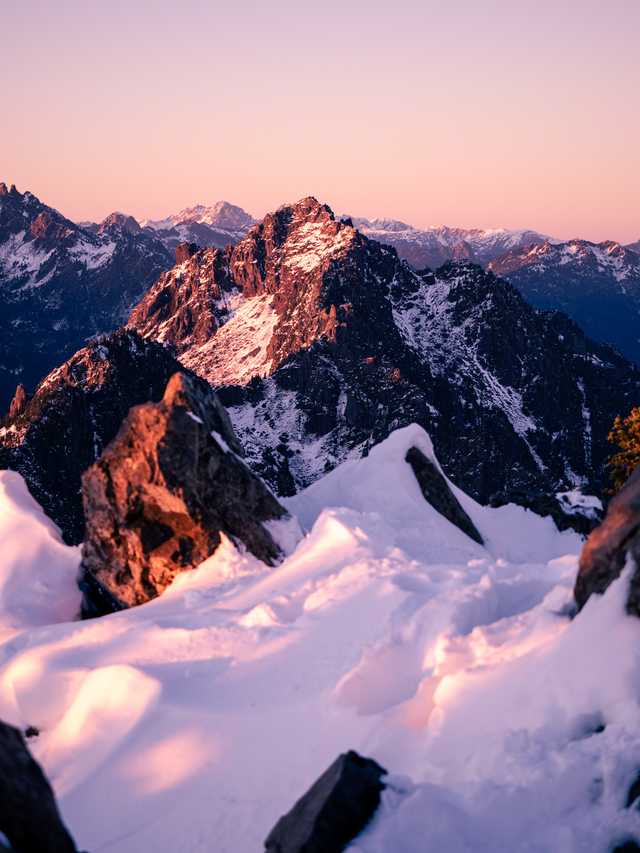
[0,427,637,853]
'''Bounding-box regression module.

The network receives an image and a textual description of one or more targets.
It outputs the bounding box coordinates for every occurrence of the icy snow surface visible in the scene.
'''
[0,426,638,852]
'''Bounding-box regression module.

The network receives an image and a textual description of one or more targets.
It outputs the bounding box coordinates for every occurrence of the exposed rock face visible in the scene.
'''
[264,751,387,853]
[129,197,640,510]
[0,184,172,408]
[490,239,640,365]
[0,330,192,544]
[174,241,199,264]
[80,372,287,617]
[0,720,78,852]
[406,446,483,544]
[574,467,640,615]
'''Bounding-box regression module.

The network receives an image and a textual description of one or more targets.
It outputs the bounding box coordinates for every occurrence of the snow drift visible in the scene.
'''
[0,425,638,852]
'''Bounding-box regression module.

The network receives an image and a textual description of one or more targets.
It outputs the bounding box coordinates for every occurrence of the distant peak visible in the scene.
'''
[99,212,141,234]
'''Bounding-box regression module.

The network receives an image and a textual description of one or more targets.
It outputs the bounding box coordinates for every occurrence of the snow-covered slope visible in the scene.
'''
[349,216,551,270]
[0,426,638,852]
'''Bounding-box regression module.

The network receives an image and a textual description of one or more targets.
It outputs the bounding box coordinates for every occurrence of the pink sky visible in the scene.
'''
[2,0,638,242]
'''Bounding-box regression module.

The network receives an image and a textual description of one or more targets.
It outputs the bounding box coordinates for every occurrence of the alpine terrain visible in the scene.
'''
[128,197,640,516]
[0,183,172,410]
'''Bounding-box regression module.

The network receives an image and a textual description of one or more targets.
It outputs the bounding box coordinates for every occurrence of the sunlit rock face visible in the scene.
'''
[0,184,172,409]
[79,372,289,617]
[0,330,193,544]
[575,466,640,615]
[129,197,640,512]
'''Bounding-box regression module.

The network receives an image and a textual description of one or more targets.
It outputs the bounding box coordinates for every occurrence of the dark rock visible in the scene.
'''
[625,771,640,808]
[264,750,387,853]
[574,467,640,615]
[611,840,640,852]
[406,446,483,544]
[0,719,78,852]
[79,371,287,616]
[0,330,197,544]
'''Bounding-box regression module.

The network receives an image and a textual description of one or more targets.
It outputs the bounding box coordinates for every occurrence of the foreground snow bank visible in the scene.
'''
[0,471,80,640]
[0,426,637,852]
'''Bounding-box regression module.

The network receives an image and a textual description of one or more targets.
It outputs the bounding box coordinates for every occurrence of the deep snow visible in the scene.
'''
[0,425,638,852]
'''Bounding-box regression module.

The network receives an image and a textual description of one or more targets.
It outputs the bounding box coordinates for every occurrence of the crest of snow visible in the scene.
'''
[283,221,355,274]
[2,426,632,853]
[180,293,278,385]
[556,489,603,517]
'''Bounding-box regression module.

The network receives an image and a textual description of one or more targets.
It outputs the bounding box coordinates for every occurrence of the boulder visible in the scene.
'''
[80,371,288,616]
[574,467,640,615]
[264,751,387,853]
[406,446,484,545]
[0,720,78,852]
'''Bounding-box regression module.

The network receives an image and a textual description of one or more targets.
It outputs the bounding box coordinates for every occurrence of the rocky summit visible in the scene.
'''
[0,330,192,544]
[129,197,640,513]
[0,184,172,409]
[80,371,288,617]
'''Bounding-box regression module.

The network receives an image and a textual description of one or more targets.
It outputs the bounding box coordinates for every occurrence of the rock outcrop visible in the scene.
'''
[0,720,78,852]
[0,330,195,544]
[264,751,387,853]
[80,372,288,616]
[405,446,483,544]
[574,467,640,615]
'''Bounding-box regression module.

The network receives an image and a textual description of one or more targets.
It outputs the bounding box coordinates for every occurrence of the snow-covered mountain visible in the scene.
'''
[128,196,640,508]
[0,183,173,409]
[490,239,640,364]
[0,424,638,852]
[142,201,256,253]
[348,216,551,270]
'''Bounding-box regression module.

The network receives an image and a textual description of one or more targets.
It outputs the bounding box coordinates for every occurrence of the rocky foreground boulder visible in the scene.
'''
[264,751,387,853]
[80,371,289,616]
[0,330,203,544]
[574,467,640,614]
[0,720,78,852]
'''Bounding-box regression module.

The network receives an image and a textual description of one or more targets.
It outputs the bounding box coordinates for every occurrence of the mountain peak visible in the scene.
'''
[98,212,141,235]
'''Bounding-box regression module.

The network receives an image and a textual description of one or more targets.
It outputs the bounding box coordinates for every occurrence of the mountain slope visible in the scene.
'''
[128,197,640,506]
[490,239,640,364]
[0,183,173,409]
[142,201,255,252]
[349,217,550,269]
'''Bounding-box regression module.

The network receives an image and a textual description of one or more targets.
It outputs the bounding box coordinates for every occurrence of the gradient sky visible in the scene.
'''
[2,0,638,242]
